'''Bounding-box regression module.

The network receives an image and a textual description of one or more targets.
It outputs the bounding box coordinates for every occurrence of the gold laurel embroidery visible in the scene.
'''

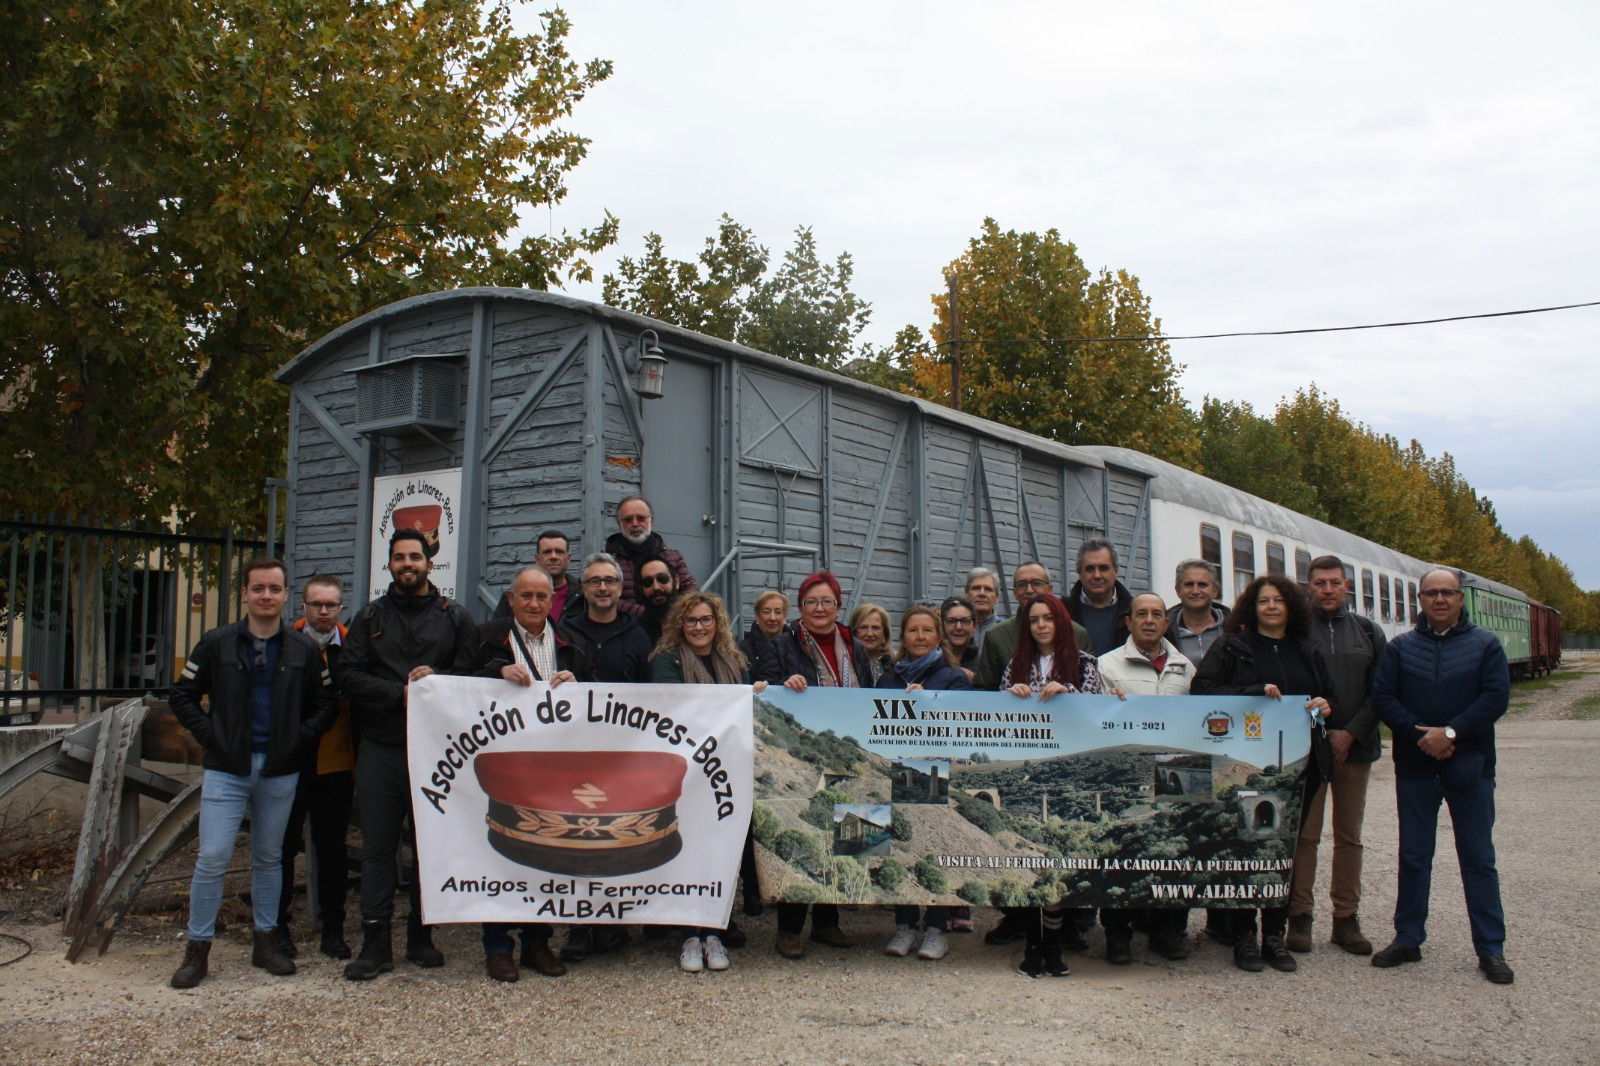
[509,806,660,840]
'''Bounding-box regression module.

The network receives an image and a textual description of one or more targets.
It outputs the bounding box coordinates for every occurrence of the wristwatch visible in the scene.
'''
[1443,726,1457,741]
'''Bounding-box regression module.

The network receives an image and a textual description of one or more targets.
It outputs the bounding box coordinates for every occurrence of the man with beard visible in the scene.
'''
[636,555,679,645]
[340,529,476,981]
[604,495,698,616]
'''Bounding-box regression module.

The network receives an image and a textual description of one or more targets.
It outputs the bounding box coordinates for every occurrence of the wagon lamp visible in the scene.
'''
[627,330,668,399]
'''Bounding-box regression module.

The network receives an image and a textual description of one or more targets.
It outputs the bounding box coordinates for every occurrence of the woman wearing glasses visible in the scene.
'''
[650,591,766,973]
[939,595,980,682]
[1000,593,1103,978]
[770,570,873,959]
[1192,574,1334,973]
[876,605,970,960]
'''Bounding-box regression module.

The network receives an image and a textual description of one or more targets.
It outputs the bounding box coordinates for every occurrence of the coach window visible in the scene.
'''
[1294,549,1311,584]
[1343,564,1357,611]
[1379,575,1391,621]
[1201,524,1222,594]
[1266,541,1286,576]
[1408,582,1418,621]
[1232,532,1255,592]
[1361,569,1375,615]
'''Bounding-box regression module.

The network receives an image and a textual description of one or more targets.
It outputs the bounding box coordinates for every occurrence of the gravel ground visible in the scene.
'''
[4,655,1598,1066]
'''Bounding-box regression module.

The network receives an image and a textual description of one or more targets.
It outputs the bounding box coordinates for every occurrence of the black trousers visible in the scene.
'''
[355,742,424,924]
[278,768,355,927]
[777,903,840,934]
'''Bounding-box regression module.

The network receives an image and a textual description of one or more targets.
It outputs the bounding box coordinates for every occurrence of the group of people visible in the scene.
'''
[166,494,1514,989]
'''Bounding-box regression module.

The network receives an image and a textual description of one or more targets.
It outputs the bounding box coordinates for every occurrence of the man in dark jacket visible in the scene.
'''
[603,494,698,617]
[168,557,337,988]
[1065,538,1132,656]
[560,553,654,684]
[1371,568,1513,984]
[455,565,591,982]
[1288,556,1387,956]
[340,529,477,980]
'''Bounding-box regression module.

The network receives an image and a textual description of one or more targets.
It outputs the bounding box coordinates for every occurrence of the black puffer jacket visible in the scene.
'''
[341,583,477,747]
[170,620,338,777]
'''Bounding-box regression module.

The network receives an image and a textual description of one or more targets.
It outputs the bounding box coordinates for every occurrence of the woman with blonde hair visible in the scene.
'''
[650,591,766,972]
[847,602,894,684]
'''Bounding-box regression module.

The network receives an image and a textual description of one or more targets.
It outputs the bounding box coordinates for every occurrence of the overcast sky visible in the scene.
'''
[526,1,1600,588]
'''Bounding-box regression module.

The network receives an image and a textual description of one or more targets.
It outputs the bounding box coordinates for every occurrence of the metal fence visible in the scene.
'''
[1,514,266,723]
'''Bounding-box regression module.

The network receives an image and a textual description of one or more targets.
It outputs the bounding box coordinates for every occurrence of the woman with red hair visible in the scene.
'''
[1000,593,1103,978]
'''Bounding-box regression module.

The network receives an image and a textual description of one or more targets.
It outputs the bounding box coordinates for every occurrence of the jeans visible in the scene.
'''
[1291,759,1373,918]
[482,923,553,955]
[1394,768,1505,955]
[188,752,299,940]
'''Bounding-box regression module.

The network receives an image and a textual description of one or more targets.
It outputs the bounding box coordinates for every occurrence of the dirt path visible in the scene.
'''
[4,663,1598,1065]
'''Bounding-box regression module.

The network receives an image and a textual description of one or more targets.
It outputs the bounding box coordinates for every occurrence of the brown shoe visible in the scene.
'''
[1331,915,1373,955]
[775,931,807,959]
[520,938,568,977]
[485,952,519,983]
[252,929,296,976]
[810,925,855,949]
[1285,913,1314,953]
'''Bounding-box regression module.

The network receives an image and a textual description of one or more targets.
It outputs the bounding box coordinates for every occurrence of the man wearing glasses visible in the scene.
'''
[603,495,699,617]
[275,575,359,961]
[1371,569,1514,984]
[636,555,681,645]
[168,557,337,988]
[971,563,1089,692]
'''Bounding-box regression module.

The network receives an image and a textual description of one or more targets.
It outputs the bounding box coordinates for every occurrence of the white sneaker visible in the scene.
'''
[678,936,704,973]
[703,935,730,971]
[885,926,917,957]
[917,928,949,960]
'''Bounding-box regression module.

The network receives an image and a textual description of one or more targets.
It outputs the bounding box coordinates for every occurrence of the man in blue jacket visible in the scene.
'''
[1370,568,1513,984]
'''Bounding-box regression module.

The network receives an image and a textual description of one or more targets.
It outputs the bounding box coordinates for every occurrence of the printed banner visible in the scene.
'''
[752,688,1311,909]
[408,675,754,927]
[370,468,462,600]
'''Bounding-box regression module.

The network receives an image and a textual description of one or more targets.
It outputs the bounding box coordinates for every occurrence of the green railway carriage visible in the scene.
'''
[1462,573,1531,675]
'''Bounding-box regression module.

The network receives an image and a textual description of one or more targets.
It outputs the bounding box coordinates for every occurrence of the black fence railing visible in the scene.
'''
[1,514,266,723]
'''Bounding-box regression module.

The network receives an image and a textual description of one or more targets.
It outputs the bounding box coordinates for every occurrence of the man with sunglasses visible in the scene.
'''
[1371,568,1513,984]
[168,557,337,988]
[275,574,359,961]
[604,495,699,617]
[636,555,681,645]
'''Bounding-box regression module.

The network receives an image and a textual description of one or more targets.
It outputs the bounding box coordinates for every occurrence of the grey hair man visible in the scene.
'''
[1166,559,1229,667]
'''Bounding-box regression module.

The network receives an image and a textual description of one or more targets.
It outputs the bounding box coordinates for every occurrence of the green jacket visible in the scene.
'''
[972,614,1090,691]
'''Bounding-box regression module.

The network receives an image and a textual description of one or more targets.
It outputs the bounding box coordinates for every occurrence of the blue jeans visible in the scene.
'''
[1393,766,1505,955]
[188,753,300,940]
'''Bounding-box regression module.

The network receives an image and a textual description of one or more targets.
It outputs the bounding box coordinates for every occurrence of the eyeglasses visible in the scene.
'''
[1419,589,1462,599]
[1014,579,1049,591]
[683,616,716,629]
[304,601,342,613]
[640,574,674,587]
[800,598,837,610]
[583,576,621,588]
[945,616,974,627]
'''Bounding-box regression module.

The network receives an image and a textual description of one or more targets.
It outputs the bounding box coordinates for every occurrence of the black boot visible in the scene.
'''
[320,913,351,960]
[252,929,297,976]
[170,939,211,989]
[273,921,297,960]
[344,920,393,981]
[1018,936,1045,978]
[405,915,444,968]
[1042,931,1070,977]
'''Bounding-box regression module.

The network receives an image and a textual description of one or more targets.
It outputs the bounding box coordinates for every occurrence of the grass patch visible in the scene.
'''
[1516,670,1585,694]
[1568,694,1600,721]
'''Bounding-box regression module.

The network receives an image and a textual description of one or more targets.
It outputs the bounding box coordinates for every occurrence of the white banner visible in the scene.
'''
[370,468,462,600]
[407,675,754,927]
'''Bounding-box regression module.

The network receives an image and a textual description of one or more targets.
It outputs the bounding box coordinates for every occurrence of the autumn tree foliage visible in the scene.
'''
[602,214,872,370]
[0,0,615,529]
[902,219,1196,464]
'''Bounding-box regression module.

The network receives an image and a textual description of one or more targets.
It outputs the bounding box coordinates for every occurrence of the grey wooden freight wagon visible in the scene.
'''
[275,288,1154,621]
